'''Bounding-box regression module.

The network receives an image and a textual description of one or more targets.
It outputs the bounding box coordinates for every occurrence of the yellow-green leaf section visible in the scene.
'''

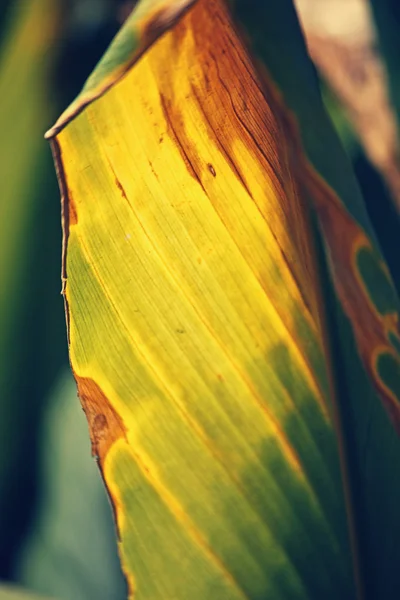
[49,0,357,597]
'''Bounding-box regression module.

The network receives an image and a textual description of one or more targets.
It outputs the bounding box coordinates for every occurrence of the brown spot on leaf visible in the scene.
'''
[76,376,127,461]
[68,194,78,226]
[93,413,108,435]
[115,176,128,200]
[208,163,216,176]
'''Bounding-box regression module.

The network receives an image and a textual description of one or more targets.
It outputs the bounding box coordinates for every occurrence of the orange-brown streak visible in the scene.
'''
[75,375,128,459]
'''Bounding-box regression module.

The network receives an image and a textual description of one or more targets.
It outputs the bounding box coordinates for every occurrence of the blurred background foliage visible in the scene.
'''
[0,0,399,598]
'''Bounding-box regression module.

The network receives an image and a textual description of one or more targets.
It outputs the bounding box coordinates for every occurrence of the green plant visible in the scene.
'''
[0,0,399,598]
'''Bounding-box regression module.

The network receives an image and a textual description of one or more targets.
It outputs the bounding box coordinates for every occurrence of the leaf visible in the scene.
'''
[0,584,52,600]
[370,0,400,134]
[47,0,400,598]
[296,0,400,213]
[294,0,400,295]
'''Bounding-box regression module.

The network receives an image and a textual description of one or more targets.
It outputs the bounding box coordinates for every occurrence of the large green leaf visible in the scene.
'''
[47,0,400,598]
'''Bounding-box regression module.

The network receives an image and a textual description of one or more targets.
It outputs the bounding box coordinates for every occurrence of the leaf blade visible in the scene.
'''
[45,0,396,598]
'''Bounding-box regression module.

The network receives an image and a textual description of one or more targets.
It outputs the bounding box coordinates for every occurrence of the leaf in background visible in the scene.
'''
[0,0,67,575]
[0,584,53,600]
[47,0,400,598]
[370,0,400,140]
[294,0,400,294]
[295,0,400,213]
[0,1,56,362]
[16,372,126,600]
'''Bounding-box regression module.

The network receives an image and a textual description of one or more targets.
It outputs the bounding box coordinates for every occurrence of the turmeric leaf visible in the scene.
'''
[47,0,400,598]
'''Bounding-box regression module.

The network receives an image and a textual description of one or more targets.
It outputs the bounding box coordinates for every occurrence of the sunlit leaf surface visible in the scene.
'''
[48,0,400,598]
